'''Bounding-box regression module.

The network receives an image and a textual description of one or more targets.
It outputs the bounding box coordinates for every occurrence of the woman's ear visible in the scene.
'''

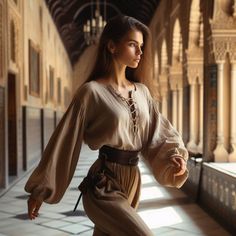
[107,40,116,54]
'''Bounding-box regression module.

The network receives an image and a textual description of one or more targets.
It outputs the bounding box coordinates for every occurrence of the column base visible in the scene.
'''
[213,144,228,162]
[187,140,199,154]
[197,141,203,154]
[229,144,236,162]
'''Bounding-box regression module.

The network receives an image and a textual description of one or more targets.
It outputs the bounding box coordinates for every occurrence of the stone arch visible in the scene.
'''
[172,19,182,64]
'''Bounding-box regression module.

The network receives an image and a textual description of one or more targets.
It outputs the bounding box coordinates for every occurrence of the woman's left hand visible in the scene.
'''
[170,156,187,177]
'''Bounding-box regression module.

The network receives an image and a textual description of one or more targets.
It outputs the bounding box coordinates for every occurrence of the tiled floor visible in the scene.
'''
[0,144,231,236]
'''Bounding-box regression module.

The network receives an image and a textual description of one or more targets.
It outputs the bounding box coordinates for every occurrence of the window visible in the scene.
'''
[29,40,40,97]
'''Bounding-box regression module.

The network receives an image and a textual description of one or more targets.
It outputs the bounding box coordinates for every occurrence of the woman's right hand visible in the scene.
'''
[27,195,43,220]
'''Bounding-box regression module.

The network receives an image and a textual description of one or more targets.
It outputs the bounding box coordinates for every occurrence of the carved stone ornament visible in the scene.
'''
[211,7,236,30]
[187,65,203,85]
[213,40,227,62]
[228,39,236,61]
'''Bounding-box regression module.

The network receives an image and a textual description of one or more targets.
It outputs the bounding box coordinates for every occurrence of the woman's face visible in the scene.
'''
[112,30,144,68]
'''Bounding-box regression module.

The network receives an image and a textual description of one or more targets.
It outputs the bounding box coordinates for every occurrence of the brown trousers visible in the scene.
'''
[82,159,154,236]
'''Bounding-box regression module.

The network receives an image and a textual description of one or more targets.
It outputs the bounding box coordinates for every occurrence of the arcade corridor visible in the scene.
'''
[1,0,236,235]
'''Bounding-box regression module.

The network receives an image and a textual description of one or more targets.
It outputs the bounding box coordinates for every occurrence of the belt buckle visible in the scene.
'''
[128,157,138,165]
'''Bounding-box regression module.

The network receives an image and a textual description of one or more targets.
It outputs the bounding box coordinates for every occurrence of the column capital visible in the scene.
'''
[214,40,227,63]
[159,73,168,83]
[187,64,203,85]
[169,74,181,91]
[229,40,236,62]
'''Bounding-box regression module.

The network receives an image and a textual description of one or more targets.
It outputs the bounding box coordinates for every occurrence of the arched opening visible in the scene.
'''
[7,72,17,179]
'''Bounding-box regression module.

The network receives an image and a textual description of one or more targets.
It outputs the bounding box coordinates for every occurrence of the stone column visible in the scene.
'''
[197,80,203,153]
[159,75,169,118]
[169,65,181,130]
[178,86,183,136]
[187,79,198,153]
[161,91,168,118]
[229,62,236,162]
[172,89,178,129]
[213,63,228,162]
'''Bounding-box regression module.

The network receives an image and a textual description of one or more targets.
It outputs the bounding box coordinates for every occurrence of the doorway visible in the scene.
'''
[7,73,17,178]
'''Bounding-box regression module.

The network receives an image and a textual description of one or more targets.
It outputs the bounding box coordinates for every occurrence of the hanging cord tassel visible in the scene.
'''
[73,192,83,212]
[73,176,90,212]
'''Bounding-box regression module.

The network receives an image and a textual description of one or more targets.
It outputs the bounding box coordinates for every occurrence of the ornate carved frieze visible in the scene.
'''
[228,39,236,61]
[214,40,228,62]
[208,36,236,63]
[209,0,236,63]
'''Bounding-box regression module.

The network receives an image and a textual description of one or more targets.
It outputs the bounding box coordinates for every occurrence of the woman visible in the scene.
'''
[25,15,188,236]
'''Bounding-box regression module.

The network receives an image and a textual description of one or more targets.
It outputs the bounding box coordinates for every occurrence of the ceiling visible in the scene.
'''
[45,0,160,65]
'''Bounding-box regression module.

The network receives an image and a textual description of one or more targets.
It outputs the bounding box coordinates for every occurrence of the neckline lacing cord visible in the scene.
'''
[108,85,139,135]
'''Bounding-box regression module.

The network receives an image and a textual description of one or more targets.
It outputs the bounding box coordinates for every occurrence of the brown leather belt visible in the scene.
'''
[98,145,140,166]
[73,145,140,212]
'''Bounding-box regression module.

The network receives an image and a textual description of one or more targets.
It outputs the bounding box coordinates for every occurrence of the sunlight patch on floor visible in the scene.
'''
[140,186,164,201]
[141,174,155,184]
[138,207,183,229]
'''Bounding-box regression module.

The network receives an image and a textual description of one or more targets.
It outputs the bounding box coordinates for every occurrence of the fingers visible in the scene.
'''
[33,201,42,217]
[27,197,42,220]
[174,168,186,176]
[171,156,187,177]
[170,157,181,168]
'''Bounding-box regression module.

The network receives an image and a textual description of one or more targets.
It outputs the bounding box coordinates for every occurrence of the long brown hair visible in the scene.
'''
[86,15,158,99]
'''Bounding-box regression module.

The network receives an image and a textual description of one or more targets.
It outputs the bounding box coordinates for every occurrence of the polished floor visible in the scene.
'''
[0,144,231,236]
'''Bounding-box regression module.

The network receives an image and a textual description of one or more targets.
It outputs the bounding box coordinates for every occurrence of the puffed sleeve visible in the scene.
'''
[141,86,189,189]
[24,83,93,203]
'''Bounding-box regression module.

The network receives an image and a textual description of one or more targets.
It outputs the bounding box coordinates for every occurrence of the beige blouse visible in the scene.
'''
[24,80,189,204]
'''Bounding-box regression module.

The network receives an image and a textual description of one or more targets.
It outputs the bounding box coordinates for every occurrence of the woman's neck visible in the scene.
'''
[108,62,130,88]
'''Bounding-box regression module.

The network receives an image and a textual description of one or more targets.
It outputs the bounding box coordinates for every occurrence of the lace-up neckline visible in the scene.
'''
[107,83,139,135]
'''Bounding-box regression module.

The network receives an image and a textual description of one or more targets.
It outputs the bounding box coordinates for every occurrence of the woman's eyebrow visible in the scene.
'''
[127,39,144,46]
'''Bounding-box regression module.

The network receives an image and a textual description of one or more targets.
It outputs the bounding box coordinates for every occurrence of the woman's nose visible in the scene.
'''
[136,47,143,55]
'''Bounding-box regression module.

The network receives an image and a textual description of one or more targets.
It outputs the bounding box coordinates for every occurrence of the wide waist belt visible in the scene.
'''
[98,145,140,166]
[73,145,140,212]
